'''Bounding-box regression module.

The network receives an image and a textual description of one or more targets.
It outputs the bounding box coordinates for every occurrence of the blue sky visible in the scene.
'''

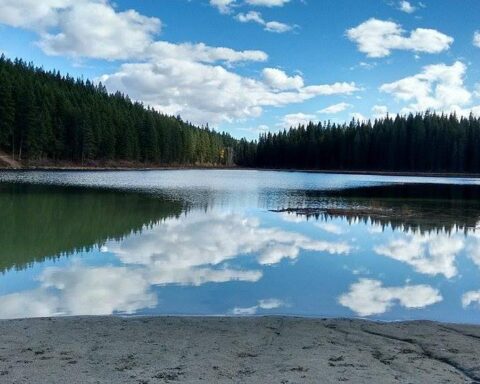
[0,0,479,138]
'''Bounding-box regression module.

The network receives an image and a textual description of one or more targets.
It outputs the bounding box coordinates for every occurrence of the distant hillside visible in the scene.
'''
[2,55,480,173]
[0,55,236,166]
[235,112,480,173]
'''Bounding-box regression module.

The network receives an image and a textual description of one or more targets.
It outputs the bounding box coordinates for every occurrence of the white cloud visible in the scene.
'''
[351,112,367,121]
[0,0,73,30]
[380,61,480,116]
[100,61,358,125]
[264,21,293,33]
[462,290,480,308]
[210,0,236,14]
[347,18,453,58]
[236,11,293,33]
[372,105,388,119]
[246,0,290,6]
[374,232,464,279]
[236,10,264,23]
[279,113,317,128]
[474,31,480,48]
[339,279,442,316]
[0,0,161,60]
[398,1,416,13]
[39,2,161,60]
[148,41,267,64]
[474,83,480,98]
[211,0,290,13]
[0,0,359,125]
[232,298,285,315]
[262,68,304,89]
[318,102,352,114]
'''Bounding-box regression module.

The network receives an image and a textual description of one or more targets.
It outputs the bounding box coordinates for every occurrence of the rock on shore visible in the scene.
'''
[1,316,479,383]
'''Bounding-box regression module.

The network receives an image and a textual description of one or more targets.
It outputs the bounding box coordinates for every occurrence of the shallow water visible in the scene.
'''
[1,170,480,323]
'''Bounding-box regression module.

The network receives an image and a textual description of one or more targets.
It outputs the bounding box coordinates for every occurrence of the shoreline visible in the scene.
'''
[1,316,479,383]
[1,165,480,178]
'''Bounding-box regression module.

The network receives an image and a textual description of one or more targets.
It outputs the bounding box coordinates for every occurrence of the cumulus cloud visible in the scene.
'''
[99,62,358,125]
[339,279,443,316]
[264,21,294,33]
[246,0,290,6]
[462,290,480,308]
[39,3,160,60]
[0,0,161,60]
[350,112,367,121]
[474,31,480,48]
[236,11,294,33]
[262,68,304,89]
[236,10,264,23]
[0,0,74,30]
[380,61,480,116]
[318,102,352,114]
[211,0,290,13]
[347,18,453,58]
[279,113,317,128]
[374,232,464,278]
[475,83,480,98]
[398,1,416,13]
[232,298,285,315]
[210,0,236,14]
[0,0,359,126]
[147,41,267,64]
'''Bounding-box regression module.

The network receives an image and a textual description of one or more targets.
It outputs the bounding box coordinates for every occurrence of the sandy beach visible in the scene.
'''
[0,316,479,383]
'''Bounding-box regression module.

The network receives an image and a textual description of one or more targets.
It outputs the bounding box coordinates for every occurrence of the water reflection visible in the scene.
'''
[109,211,351,269]
[232,299,286,315]
[1,173,480,322]
[374,232,464,278]
[0,183,183,272]
[0,210,352,318]
[339,279,443,317]
[275,183,480,233]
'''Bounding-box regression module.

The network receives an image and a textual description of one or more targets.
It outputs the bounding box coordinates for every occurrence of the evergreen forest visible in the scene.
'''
[0,55,236,165]
[2,55,480,173]
[235,113,480,173]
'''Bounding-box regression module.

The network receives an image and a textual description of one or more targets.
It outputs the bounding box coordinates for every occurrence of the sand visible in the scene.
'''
[0,316,479,383]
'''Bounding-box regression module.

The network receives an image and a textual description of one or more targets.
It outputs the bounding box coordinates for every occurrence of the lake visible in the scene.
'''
[1,170,480,323]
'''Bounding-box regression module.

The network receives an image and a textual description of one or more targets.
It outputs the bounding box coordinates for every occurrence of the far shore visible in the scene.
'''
[1,163,480,179]
[0,316,479,383]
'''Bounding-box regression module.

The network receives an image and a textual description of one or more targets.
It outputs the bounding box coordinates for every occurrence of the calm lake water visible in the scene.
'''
[1,170,480,323]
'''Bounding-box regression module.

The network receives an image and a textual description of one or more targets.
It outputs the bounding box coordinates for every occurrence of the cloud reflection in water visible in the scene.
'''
[0,212,352,319]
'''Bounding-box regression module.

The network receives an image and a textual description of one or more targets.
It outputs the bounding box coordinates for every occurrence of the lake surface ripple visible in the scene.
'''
[1,170,480,323]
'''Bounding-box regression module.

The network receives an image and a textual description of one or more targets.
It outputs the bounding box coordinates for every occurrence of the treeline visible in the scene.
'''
[2,55,480,173]
[0,55,236,165]
[236,113,480,173]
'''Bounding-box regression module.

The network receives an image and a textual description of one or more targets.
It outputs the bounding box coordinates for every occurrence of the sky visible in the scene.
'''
[0,0,479,139]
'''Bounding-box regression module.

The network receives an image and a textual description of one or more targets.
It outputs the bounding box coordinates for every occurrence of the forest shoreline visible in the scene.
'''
[2,162,480,178]
[1,316,479,383]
